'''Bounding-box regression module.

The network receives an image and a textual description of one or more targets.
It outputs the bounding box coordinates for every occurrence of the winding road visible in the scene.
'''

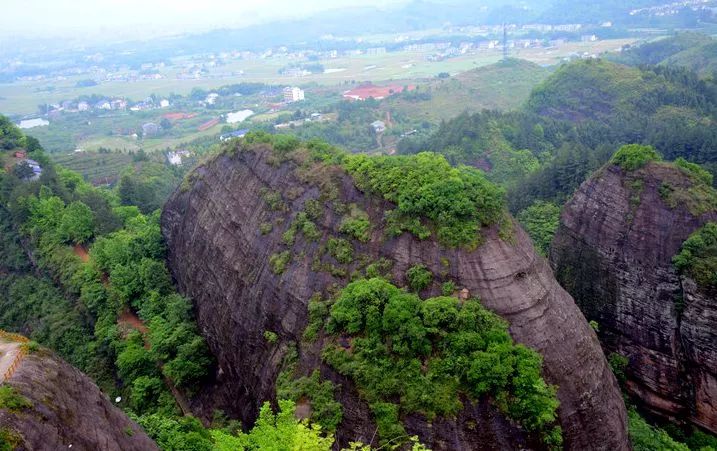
[0,341,21,383]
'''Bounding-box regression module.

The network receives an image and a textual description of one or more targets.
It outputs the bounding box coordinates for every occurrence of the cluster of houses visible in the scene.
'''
[629,0,715,17]
[274,112,323,130]
[45,97,171,116]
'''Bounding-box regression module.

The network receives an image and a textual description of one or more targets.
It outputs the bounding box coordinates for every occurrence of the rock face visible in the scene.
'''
[551,162,717,433]
[0,348,158,451]
[161,146,629,450]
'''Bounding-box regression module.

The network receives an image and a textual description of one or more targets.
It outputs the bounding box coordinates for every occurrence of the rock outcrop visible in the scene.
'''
[551,161,717,433]
[161,145,629,450]
[0,346,158,451]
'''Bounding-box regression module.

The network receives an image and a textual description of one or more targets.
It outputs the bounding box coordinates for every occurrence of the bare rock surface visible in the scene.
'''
[0,348,158,451]
[162,146,629,450]
[551,162,717,433]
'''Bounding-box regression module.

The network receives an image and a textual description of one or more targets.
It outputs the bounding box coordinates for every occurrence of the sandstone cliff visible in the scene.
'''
[161,145,629,450]
[551,161,717,433]
[0,346,158,451]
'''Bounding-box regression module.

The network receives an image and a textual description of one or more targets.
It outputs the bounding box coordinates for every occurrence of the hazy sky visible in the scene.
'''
[1,0,399,39]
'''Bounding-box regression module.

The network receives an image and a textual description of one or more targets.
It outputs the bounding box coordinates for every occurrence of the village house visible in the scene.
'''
[219,129,249,142]
[96,100,111,110]
[371,120,386,133]
[283,87,305,103]
[110,99,127,110]
[15,159,42,180]
[142,122,160,137]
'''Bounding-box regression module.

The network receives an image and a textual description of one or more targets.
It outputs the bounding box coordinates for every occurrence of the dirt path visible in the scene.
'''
[0,342,21,384]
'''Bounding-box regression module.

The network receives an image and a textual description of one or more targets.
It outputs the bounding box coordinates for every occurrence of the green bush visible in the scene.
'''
[264,331,279,343]
[406,264,433,292]
[343,152,505,248]
[303,294,330,342]
[327,238,353,264]
[339,206,372,242]
[608,353,629,386]
[322,278,560,446]
[675,157,714,186]
[610,144,661,171]
[276,369,343,432]
[284,213,320,245]
[303,199,323,221]
[270,251,292,275]
[273,135,301,154]
[262,190,285,211]
[260,222,273,235]
[441,281,457,296]
[673,223,717,289]
[0,387,31,412]
[629,410,689,451]
[364,258,393,279]
[0,428,23,451]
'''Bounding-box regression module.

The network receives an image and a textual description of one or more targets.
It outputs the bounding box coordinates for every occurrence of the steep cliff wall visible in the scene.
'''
[162,145,629,450]
[0,347,158,451]
[551,161,717,433]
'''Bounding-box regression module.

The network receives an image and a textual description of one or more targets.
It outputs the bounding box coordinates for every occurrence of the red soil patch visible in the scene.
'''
[73,244,90,263]
[118,309,150,336]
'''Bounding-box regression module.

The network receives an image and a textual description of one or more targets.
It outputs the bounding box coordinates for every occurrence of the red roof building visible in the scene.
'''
[343,84,415,101]
[198,118,220,131]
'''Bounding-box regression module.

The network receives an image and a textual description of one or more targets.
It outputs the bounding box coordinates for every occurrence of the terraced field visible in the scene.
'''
[51,151,133,184]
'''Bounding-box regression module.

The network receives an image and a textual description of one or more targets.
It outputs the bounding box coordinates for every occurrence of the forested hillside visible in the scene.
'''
[401,59,717,218]
[614,33,717,77]
[0,117,364,449]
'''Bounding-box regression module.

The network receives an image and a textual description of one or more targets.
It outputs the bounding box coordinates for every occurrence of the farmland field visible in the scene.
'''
[51,151,133,184]
[0,39,635,116]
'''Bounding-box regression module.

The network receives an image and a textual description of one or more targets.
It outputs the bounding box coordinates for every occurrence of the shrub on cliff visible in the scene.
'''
[343,152,506,248]
[673,222,717,289]
[517,201,561,256]
[322,278,561,447]
[610,144,662,171]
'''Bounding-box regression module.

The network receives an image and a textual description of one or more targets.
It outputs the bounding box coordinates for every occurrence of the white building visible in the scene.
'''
[18,118,49,129]
[226,110,255,124]
[205,93,220,105]
[78,101,89,112]
[371,120,386,133]
[166,150,187,166]
[283,87,305,103]
[160,99,170,108]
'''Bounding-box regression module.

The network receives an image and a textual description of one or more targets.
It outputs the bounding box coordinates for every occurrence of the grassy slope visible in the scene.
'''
[384,59,551,124]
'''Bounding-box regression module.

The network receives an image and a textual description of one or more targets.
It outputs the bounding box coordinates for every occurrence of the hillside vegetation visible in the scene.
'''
[614,33,717,77]
[401,59,717,218]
